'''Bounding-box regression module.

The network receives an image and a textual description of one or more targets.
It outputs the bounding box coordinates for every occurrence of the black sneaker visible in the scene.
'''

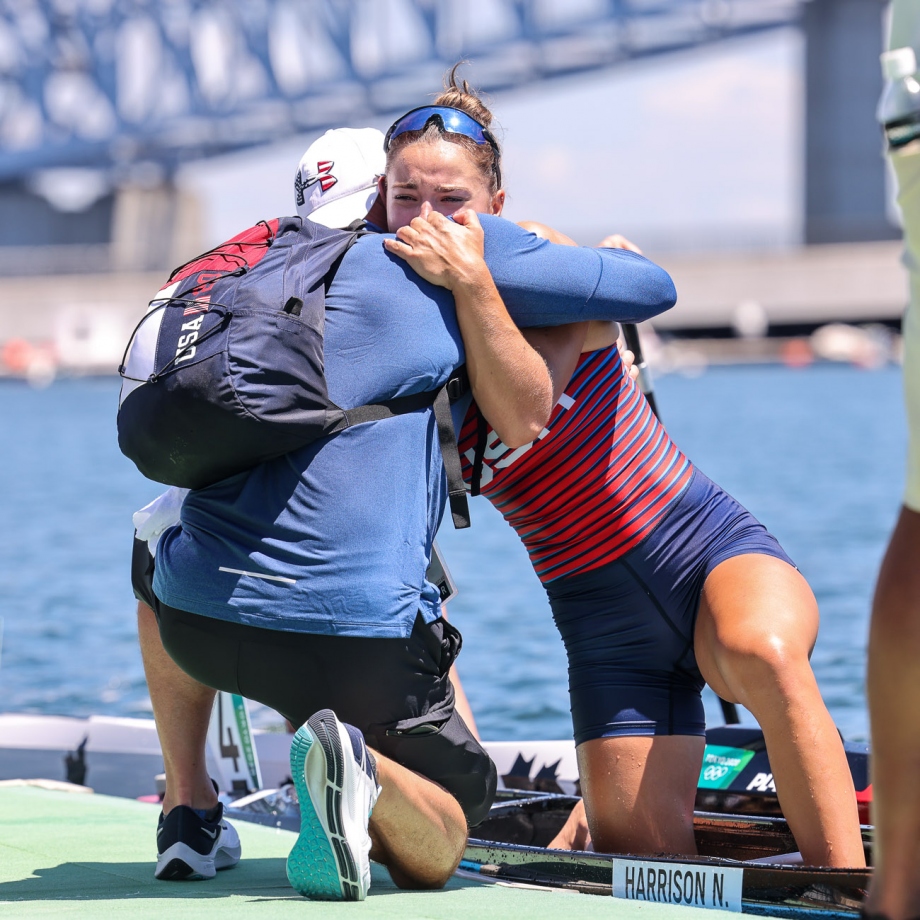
[155,802,242,880]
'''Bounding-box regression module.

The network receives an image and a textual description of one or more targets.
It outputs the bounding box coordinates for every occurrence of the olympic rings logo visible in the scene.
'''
[702,764,731,782]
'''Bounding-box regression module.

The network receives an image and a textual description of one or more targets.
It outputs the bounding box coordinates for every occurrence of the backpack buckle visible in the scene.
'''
[446,367,469,402]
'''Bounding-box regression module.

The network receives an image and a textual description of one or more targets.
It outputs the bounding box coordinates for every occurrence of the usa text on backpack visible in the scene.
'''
[117,216,470,527]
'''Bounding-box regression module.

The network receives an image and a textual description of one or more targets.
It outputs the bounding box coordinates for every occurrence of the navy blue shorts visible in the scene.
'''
[545,469,796,745]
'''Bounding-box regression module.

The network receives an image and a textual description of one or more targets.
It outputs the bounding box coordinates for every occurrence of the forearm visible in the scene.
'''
[454,270,554,448]
[380,205,555,443]
[517,223,616,360]
[480,215,677,326]
[521,324,588,405]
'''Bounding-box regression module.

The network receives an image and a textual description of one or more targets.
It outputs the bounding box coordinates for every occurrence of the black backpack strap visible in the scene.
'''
[469,410,488,498]
[431,383,470,529]
[342,389,435,425]
[446,365,469,402]
[441,365,471,526]
[445,364,486,498]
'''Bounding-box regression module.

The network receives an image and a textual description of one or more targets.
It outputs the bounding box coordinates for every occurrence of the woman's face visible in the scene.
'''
[381,138,504,232]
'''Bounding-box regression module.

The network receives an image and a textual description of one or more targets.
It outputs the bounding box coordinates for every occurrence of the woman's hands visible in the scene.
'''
[383,202,489,291]
[384,202,554,448]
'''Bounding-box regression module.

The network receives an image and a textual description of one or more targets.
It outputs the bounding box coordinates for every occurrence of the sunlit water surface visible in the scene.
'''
[0,366,905,743]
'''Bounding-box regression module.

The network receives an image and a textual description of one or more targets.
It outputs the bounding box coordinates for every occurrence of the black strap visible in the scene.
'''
[442,365,471,526]
[432,384,470,529]
[342,388,437,426]
[470,411,488,497]
[446,365,469,403]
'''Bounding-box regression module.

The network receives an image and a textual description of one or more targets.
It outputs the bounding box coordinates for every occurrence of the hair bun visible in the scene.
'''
[433,62,494,129]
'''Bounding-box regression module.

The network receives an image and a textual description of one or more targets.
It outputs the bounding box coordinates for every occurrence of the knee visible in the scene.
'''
[460,757,498,828]
[717,632,812,702]
[388,866,453,891]
[386,830,465,890]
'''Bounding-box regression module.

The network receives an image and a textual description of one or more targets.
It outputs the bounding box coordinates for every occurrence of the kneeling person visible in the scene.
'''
[133,120,676,899]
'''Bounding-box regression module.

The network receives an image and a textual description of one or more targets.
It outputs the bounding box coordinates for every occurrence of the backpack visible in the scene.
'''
[117,216,471,528]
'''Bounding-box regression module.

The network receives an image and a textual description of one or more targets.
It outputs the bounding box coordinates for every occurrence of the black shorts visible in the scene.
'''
[132,537,496,825]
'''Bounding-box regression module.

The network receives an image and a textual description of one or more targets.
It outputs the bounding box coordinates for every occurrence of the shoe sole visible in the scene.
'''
[286,710,365,901]
[156,841,216,881]
[155,823,241,881]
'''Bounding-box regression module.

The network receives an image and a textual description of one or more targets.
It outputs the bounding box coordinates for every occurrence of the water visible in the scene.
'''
[0,366,906,744]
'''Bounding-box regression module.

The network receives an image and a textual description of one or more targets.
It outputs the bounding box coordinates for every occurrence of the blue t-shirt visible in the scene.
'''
[154,216,676,638]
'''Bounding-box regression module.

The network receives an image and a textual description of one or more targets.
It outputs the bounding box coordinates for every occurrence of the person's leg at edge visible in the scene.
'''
[366,753,468,889]
[548,797,592,851]
[694,553,865,868]
[137,601,218,816]
[865,506,920,919]
[573,734,703,856]
[865,99,920,914]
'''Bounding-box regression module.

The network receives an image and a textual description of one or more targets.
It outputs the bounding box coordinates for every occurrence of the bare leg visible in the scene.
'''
[694,554,864,867]
[865,507,920,918]
[367,752,468,889]
[449,664,480,740]
[137,601,217,815]
[142,600,468,888]
[576,735,704,856]
[548,798,593,851]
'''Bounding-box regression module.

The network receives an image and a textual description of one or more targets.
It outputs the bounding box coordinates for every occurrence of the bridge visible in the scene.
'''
[0,0,894,262]
[0,0,906,372]
[1,0,806,178]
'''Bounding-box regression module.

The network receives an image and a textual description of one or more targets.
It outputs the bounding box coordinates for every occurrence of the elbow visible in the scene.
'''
[500,390,553,447]
[660,274,678,311]
[631,270,677,323]
[492,416,546,449]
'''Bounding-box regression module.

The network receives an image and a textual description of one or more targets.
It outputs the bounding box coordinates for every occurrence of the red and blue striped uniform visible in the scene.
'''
[458,345,694,584]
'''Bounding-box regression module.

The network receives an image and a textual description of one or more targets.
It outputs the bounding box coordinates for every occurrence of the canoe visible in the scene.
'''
[0,711,873,914]
[461,790,870,912]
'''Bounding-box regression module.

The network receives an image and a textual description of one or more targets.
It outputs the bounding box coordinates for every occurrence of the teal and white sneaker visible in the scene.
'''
[286,709,381,900]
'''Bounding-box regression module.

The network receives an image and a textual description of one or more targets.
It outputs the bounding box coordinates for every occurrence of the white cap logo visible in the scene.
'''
[294,128,385,229]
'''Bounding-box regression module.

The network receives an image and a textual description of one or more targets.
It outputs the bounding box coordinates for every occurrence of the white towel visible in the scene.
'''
[132,487,189,553]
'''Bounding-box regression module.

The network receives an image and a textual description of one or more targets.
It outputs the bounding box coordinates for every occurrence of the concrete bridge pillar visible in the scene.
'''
[804,0,897,243]
[110,182,203,273]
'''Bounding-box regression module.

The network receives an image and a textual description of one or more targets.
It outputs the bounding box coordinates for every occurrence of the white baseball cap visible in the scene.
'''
[294,127,386,229]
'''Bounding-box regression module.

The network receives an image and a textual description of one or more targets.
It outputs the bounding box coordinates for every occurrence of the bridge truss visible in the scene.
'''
[0,0,802,181]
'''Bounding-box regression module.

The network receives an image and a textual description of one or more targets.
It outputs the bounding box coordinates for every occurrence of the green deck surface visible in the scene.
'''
[0,785,720,918]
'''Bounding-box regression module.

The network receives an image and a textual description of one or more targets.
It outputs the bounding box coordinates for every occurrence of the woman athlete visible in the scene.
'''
[382,72,865,868]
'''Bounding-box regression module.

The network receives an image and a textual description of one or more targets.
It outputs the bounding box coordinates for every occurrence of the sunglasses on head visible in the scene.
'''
[384,105,502,185]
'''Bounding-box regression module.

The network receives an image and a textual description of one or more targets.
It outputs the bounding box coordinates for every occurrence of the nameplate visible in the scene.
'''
[612,858,743,912]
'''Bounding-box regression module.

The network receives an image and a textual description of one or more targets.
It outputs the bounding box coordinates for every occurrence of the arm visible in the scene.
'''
[487,219,643,416]
[513,221,640,400]
[517,222,654,354]
[479,215,676,326]
[384,203,553,448]
[521,326,586,405]
[590,233,646,350]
